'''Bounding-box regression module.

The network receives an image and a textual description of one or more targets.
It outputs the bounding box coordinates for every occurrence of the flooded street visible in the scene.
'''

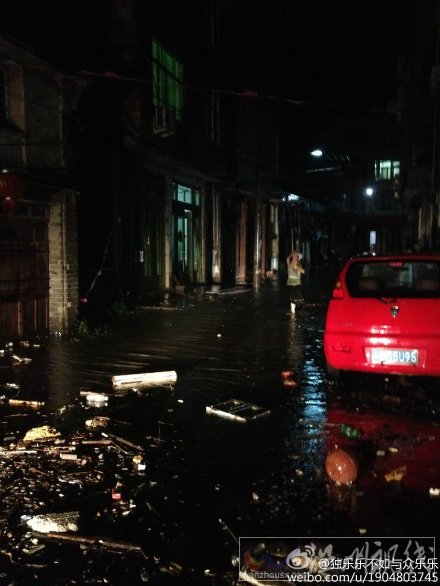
[1,277,439,584]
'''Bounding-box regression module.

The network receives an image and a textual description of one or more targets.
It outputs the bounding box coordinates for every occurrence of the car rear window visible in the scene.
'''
[345,260,440,298]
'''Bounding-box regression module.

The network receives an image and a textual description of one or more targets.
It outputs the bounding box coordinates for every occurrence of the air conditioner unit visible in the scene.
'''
[153,106,176,137]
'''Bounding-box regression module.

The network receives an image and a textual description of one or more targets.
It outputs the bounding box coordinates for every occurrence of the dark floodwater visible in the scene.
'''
[1,276,439,583]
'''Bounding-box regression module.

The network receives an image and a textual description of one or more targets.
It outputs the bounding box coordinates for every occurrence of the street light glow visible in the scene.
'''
[365,187,374,197]
[311,149,323,157]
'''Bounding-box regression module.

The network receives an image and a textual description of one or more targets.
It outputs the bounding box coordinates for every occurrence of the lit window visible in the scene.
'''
[174,184,200,206]
[152,40,183,120]
[375,160,400,181]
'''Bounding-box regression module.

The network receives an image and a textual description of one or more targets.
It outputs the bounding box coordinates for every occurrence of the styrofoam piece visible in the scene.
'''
[112,370,177,388]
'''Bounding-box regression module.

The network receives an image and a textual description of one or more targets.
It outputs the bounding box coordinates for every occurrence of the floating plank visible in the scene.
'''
[206,399,271,423]
[8,399,45,409]
[33,532,147,559]
[112,370,177,389]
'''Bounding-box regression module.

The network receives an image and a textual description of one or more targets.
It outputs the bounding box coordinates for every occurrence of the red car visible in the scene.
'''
[324,253,440,378]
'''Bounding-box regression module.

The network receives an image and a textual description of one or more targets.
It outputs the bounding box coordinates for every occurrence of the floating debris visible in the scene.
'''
[11,354,32,364]
[339,424,362,439]
[206,399,271,423]
[282,378,298,388]
[33,532,147,558]
[8,399,45,409]
[85,393,109,407]
[23,426,61,442]
[384,465,407,483]
[4,382,20,390]
[27,511,79,533]
[19,340,41,349]
[85,416,109,428]
[112,370,177,389]
[280,369,298,388]
[325,448,358,485]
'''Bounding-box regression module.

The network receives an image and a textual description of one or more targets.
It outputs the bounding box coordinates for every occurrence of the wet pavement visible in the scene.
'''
[0,269,439,584]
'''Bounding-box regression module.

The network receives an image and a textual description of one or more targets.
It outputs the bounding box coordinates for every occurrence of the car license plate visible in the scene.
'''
[371,348,418,366]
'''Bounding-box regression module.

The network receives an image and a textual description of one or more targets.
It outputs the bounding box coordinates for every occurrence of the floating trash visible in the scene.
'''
[384,465,407,483]
[8,399,45,409]
[112,370,177,389]
[27,511,79,533]
[85,416,109,428]
[339,423,361,439]
[325,448,358,485]
[282,378,298,388]
[280,368,298,388]
[23,425,61,442]
[206,399,271,423]
[85,393,109,407]
[12,354,32,364]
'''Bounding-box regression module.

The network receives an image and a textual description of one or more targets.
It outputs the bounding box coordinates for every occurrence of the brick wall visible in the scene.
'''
[48,191,78,334]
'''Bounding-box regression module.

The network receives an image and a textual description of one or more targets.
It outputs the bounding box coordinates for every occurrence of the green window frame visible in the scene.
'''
[152,40,183,121]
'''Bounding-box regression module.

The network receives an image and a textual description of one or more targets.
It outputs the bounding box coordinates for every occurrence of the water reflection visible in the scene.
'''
[4,285,436,573]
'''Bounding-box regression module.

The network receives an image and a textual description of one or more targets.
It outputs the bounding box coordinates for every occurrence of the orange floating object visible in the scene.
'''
[282,379,298,388]
[281,369,295,380]
[325,448,358,485]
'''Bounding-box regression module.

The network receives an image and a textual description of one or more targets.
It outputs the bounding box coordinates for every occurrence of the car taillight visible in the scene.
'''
[332,280,344,299]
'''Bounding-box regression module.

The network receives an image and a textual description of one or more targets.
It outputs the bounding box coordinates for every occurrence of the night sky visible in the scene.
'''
[0,0,430,183]
[225,0,418,112]
[274,0,414,108]
[0,0,418,107]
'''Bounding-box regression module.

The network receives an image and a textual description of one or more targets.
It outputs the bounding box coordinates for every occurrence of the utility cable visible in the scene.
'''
[80,217,122,303]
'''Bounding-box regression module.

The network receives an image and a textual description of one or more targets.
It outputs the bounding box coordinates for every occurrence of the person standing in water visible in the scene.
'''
[286,251,305,314]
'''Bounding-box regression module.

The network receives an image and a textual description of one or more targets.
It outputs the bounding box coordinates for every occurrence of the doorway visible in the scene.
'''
[171,184,201,286]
